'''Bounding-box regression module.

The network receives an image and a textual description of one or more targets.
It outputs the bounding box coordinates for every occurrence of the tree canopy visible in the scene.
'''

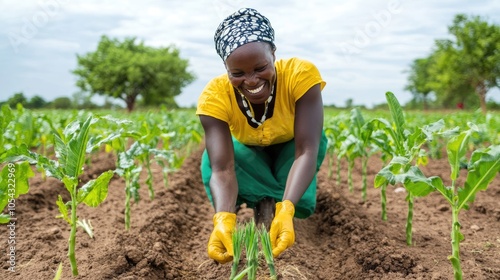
[73,35,196,112]
[405,14,500,112]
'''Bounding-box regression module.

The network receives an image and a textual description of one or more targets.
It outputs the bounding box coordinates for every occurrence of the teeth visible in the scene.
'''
[247,84,264,94]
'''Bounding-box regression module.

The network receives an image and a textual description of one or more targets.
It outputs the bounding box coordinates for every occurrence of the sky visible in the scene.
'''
[1,0,500,108]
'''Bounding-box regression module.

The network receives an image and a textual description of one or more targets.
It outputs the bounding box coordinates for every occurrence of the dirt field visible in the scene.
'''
[1,146,499,279]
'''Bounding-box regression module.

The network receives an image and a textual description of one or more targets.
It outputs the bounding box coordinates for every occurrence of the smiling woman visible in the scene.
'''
[196,7,328,265]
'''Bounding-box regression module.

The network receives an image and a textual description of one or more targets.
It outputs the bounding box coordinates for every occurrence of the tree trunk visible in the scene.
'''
[125,92,138,112]
[422,93,428,110]
[475,82,487,114]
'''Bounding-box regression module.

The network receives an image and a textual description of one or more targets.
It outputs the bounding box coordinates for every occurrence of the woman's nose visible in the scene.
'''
[244,72,258,86]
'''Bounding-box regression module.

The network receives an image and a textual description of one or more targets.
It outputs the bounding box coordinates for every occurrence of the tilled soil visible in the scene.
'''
[1,146,499,279]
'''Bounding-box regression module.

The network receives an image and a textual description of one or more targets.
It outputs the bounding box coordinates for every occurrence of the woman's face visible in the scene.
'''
[225,42,276,104]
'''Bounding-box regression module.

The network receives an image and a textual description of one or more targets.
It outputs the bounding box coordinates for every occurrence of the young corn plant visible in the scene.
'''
[243,220,259,279]
[230,223,245,280]
[373,92,444,245]
[231,219,277,280]
[397,125,499,279]
[0,115,114,276]
[259,224,277,280]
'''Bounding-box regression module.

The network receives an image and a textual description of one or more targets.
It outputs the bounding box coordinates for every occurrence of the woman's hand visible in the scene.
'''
[207,212,237,264]
[270,200,295,257]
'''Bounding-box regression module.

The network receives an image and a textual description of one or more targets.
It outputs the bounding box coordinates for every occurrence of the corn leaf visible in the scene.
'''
[385,91,405,151]
[77,170,114,207]
[0,213,11,223]
[430,176,452,204]
[53,262,63,280]
[0,161,35,210]
[458,145,500,210]
[402,166,435,197]
[447,129,472,181]
[374,156,410,187]
[65,116,93,177]
[56,195,71,224]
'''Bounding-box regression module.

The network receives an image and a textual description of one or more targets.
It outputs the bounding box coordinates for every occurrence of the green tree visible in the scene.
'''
[27,95,47,109]
[73,35,195,112]
[51,97,73,109]
[411,14,500,113]
[7,92,28,108]
[426,43,475,109]
[449,14,500,113]
[405,58,434,110]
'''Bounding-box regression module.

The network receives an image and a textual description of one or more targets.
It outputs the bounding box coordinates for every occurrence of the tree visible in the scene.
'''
[51,97,73,109]
[405,14,500,112]
[27,95,47,109]
[447,14,500,113]
[73,35,196,112]
[7,92,28,108]
[404,58,434,110]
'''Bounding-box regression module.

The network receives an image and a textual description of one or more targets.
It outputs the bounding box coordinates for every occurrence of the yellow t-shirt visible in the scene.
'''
[196,57,326,146]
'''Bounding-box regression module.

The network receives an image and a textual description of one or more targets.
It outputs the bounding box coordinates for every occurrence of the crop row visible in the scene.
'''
[0,105,202,276]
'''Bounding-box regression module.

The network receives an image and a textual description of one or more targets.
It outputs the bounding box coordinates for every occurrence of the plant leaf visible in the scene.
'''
[447,129,472,180]
[385,91,405,152]
[458,145,500,210]
[0,161,35,210]
[56,195,71,224]
[77,170,114,207]
[0,213,11,223]
[65,116,93,177]
[53,262,63,280]
[430,176,453,204]
[402,166,435,197]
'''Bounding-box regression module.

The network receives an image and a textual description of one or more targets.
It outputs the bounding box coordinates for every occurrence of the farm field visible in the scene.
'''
[1,106,499,279]
[1,145,499,279]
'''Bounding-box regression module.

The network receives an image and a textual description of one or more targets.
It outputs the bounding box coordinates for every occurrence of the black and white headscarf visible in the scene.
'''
[214,8,275,61]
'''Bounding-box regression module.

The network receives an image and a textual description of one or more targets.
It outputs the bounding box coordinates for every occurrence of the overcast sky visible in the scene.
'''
[2,0,500,108]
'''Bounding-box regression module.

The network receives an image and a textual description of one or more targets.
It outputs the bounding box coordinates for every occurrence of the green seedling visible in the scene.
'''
[1,115,114,276]
[374,92,443,245]
[231,219,278,280]
[259,224,277,280]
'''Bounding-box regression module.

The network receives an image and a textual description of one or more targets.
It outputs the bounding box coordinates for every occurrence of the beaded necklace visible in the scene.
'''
[238,84,274,127]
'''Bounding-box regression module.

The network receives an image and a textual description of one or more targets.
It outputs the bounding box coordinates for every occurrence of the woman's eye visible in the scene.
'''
[256,66,266,72]
[231,72,243,77]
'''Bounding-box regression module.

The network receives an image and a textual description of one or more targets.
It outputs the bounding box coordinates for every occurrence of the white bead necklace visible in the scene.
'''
[238,84,274,126]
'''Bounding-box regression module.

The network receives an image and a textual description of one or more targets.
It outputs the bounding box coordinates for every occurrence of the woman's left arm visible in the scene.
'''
[282,83,323,203]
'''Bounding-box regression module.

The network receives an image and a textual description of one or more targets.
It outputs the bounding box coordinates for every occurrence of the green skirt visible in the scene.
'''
[201,132,327,218]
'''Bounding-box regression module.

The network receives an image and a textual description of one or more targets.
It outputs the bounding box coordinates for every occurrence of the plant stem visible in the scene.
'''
[361,156,368,201]
[68,183,79,276]
[327,153,333,178]
[125,179,131,230]
[406,193,414,246]
[450,201,463,280]
[381,183,387,221]
[145,159,154,200]
[336,156,341,186]
[348,160,354,192]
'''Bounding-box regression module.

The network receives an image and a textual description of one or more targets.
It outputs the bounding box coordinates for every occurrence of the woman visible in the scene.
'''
[196,8,327,264]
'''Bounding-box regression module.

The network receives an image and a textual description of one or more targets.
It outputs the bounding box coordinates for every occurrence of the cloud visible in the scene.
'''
[1,0,500,107]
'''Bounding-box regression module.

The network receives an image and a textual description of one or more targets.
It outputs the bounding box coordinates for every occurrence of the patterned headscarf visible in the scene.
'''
[214,8,275,61]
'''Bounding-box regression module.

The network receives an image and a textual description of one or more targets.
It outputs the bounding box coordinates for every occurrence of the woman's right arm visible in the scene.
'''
[200,115,238,213]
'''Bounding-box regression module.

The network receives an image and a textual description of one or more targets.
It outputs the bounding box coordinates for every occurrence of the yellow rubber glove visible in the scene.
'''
[207,212,236,264]
[270,200,295,258]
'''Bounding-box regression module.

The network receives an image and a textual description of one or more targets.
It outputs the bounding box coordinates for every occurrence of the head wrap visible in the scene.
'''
[214,8,275,61]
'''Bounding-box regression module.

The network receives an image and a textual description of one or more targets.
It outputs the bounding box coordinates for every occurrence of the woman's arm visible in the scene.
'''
[282,83,324,203]
[199,115,238,213]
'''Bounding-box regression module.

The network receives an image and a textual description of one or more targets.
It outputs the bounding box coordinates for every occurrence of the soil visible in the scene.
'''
[1,146,499,280]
